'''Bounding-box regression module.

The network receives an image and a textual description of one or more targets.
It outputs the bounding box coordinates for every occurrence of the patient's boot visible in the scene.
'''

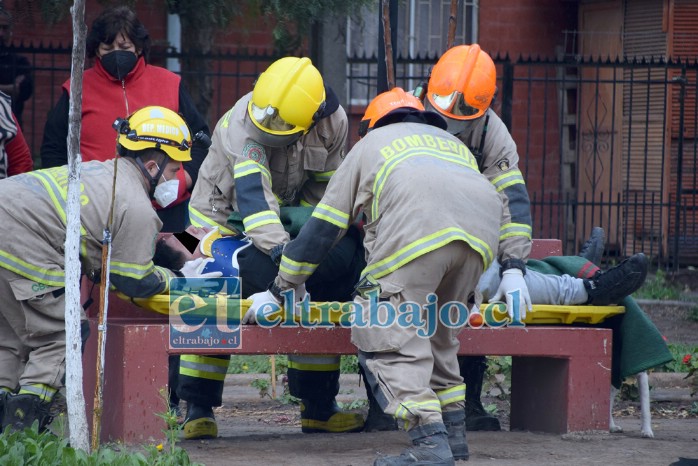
[300,397,365,433]
[183,403,218,440]
[578,227,605,266]
[584,253,649,305]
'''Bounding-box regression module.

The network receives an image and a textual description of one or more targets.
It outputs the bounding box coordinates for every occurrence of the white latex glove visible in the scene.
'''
[179,257,222,278]
[242,284,308,324]
[491,268,532,321]
[242,290,281,324]
[177,257,223,293]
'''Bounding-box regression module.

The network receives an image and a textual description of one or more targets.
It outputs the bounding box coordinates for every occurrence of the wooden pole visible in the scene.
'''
[270,356,277,399]
[447,0,459,49]
[91,121,120,451]
[64,0,89,452]
[381,0,395,90]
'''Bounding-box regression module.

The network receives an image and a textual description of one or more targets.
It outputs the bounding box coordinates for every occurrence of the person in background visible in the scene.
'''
[0,90,32,177]
[0,8,33,128]
[40,5,210,232]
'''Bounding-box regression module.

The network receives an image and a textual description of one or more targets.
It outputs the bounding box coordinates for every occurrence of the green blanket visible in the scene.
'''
[228,206,314,237]
[528,256,673,388]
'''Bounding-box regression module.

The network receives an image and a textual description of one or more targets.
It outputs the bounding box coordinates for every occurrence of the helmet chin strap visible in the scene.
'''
[135,154,168,199]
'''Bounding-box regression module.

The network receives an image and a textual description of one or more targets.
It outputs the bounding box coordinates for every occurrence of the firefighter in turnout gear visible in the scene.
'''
[423,44,533,431]
[246,87,504,465]
[0,106,216,432]
[182,57,365,439]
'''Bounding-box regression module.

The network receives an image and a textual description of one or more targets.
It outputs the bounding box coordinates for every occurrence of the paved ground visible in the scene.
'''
[180,373,698,466]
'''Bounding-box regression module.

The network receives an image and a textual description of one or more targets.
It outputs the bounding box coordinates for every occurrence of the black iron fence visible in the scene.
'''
[348,53,698,270]
[5,43,698,269]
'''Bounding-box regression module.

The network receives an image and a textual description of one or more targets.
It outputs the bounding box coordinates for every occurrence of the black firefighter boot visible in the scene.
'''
[0,390,7,428]
[183,403,217,440]
[373,422,455,466]
[442,409,469,461]
[578,227,605,266]
[300,397,365,433]
[584,253,649,305]
[361,365,398,432]
[459,356,500,431]
[2,394,54,432]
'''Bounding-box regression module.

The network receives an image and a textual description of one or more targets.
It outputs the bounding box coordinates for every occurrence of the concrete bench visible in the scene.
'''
[81,239,614,442]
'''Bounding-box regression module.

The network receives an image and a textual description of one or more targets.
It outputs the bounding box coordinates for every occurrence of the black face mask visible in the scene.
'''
[100,50,138,80]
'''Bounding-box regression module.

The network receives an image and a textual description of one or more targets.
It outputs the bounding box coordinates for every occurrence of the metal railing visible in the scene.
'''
[6,43,697,269]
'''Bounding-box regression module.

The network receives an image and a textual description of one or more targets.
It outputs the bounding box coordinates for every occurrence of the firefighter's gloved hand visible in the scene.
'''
[491,269,532,321]
[242,290,281,324]
[179,257,223,278]
[178,257,223,293]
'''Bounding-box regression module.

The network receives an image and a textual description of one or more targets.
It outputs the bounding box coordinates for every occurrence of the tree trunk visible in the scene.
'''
[65,0,89,453]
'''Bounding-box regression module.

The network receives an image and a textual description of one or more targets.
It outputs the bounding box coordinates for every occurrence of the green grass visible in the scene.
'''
[0,388,200,465]
[634,270,682,300]
[227,355,360,374]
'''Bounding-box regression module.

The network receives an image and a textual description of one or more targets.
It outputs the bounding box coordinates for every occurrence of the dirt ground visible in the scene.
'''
[181,303,698,466]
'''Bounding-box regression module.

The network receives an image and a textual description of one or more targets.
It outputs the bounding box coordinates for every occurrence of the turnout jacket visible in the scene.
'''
[189,91,348,254]
[455,108,532,262]
[276,121,503,289]
[0,159,174,299]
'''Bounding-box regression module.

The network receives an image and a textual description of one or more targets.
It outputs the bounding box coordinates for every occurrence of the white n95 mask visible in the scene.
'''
[154,179,179,207]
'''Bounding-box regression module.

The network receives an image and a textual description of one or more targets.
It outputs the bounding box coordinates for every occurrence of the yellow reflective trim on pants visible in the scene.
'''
[288,355,340,371]
[394,399,442,421]
[436,384,465,407]
[180,355,229,381]
[179,367,227,381]
[19,384,57,402]
[288,361,341,371]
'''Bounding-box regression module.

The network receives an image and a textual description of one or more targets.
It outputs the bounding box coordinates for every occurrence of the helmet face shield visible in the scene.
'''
[249,102,297,134]
[430,91,481,118]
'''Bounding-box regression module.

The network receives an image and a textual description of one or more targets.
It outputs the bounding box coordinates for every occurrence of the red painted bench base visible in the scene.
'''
[82,239,612,442]
[82,321,611,442]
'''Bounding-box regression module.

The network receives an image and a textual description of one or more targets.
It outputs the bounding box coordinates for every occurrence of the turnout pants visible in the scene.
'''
[0,267,69,400]
[176,231,364,406]
[356,242,483,431]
